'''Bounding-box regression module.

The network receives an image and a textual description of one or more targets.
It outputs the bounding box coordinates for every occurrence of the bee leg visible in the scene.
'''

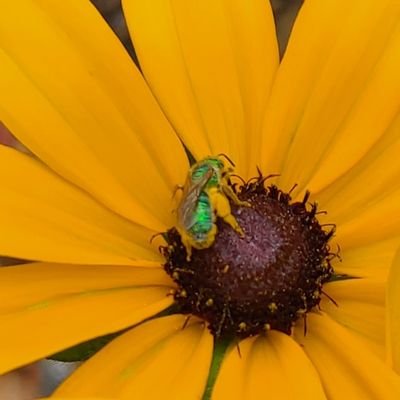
[181,235,193,261]
[209,189,245,237]
[221,181,251,207]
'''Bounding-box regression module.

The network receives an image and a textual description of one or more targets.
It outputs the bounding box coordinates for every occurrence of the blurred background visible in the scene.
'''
[87,0,303,59]
[0,0,302,398]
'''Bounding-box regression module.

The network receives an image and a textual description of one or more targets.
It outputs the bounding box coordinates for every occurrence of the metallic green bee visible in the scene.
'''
[176,155,249,260]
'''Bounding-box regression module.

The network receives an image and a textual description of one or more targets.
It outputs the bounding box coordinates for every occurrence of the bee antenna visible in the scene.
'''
[217,153,235,167]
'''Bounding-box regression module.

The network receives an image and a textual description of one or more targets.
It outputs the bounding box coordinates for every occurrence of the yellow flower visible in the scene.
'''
[0,0,399,399]
[388,249,400,376]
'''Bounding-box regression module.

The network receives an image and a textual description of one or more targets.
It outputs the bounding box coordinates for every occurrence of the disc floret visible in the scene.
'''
[163,171,336,338]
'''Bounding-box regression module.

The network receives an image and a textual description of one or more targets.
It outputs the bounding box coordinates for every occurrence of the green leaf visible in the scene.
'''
[48,330,125,362]
[48,306,178,362]
[329,273,359,282]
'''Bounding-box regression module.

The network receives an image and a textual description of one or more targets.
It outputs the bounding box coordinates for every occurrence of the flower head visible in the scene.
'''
[0,0,400,399]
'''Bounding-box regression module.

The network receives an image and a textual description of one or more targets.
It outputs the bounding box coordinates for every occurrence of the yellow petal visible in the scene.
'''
[333,189,400,250]
[0,263,173,374]
[314,112,400,225]
[0,262,173,313]
[316,149,400,254]
[294,313,400,399]
[46,398,115,400]
[123,0,278,177]
[0,146,161,265]
[0,0,188,231]
[213,332,326,400]
[332,236,400,279]
[261,0,400,193]
[387,247,400,374]
[323,279,385,359]
[306,24,400,194]
[56,315,213,400]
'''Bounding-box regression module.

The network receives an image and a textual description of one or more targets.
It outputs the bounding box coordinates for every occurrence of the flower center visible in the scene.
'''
[162,174,335,338]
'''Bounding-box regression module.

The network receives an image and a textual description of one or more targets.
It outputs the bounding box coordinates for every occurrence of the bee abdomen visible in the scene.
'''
[190,191,213,240]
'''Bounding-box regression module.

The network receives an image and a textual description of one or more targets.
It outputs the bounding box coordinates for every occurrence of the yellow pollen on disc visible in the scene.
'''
[205,298,214,307]
[268,302,278,312]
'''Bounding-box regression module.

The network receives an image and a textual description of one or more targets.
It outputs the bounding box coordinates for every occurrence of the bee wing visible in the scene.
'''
[177,167,213,230]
